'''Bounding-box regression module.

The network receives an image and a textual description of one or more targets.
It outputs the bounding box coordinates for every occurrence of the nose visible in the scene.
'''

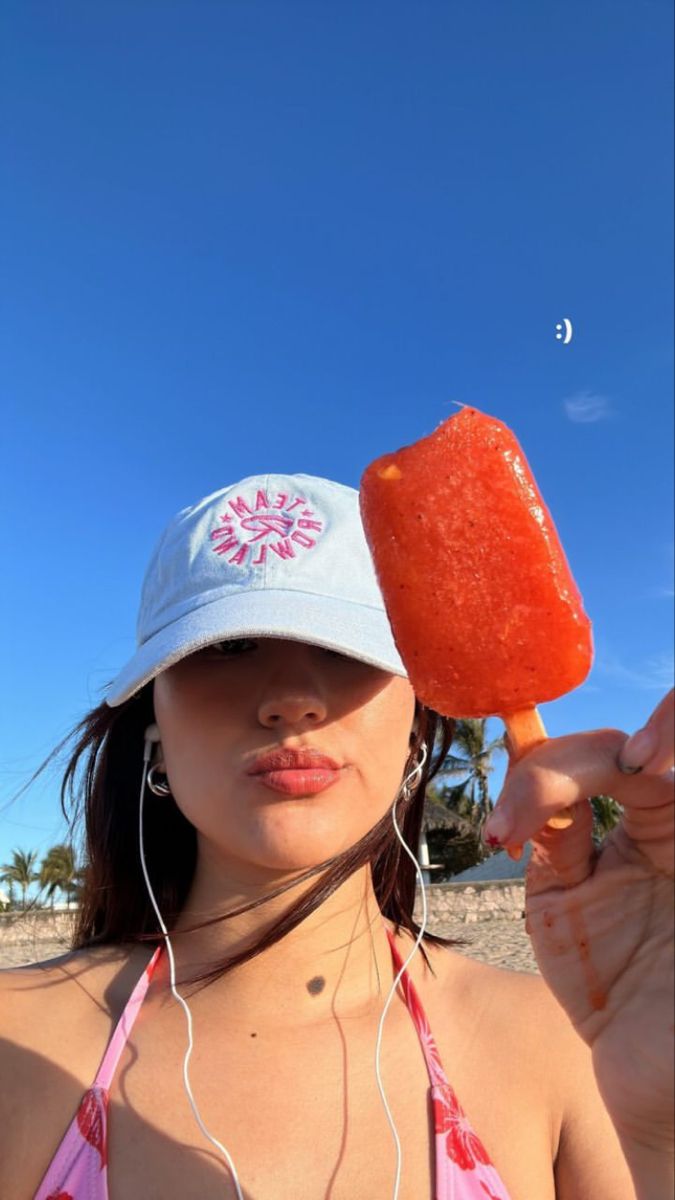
[259,693,328,727]
[255,641,331,728]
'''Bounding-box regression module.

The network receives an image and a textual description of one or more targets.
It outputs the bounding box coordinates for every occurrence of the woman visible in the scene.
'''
[1,471,673,1200]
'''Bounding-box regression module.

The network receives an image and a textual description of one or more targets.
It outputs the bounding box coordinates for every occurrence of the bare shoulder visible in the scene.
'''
[0,941,150,1047]
[435,935,560,1027]
[445,949,589,1086]
[0,941,156,1199]
[412,931,566,1079]
[440,951,636,1197]
[435,944,573,1133]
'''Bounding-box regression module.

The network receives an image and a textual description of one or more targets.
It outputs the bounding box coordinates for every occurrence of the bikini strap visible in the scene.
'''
[93,944,164,1091]
[384,926,449,1089]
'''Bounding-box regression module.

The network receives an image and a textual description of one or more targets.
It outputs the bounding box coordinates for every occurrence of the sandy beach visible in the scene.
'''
[0,916,538,973]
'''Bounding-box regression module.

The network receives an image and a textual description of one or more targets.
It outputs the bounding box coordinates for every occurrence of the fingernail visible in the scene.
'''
[618,726,657,773]
[506,843,524,862]
[482,808,513,845]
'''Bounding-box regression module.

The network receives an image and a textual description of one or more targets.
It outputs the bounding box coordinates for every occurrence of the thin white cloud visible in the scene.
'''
[644,585,675,599]
[563,390,614,423]
[593,649,674,691]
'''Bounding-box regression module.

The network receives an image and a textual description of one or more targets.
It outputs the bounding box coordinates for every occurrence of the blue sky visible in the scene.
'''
[1,1,673,885]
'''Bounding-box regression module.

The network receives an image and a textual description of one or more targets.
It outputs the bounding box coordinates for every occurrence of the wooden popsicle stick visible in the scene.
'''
[502,707,576,832]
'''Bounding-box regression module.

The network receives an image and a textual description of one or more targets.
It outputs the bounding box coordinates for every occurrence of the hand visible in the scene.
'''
[483,688,674,1149]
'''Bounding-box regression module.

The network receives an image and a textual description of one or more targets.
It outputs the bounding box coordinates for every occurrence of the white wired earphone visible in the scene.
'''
[140,723,429,1200]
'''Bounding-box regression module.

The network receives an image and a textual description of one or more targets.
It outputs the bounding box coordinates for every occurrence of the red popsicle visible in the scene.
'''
[359,404,594,836]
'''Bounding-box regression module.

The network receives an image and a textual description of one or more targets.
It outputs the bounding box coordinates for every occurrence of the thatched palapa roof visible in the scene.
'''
[421,797,474,837]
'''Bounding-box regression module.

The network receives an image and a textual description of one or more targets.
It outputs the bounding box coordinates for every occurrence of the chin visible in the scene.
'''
[233,823,365,873]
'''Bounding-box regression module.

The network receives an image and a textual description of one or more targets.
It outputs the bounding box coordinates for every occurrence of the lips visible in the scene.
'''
[247,748,342,774]
[253,768,342,797]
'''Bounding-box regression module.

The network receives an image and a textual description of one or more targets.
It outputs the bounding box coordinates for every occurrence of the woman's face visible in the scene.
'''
[152,637,418,876]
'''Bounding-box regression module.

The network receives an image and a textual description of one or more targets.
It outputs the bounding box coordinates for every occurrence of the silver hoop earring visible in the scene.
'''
[398,740,428,804]
[147,764,173,797]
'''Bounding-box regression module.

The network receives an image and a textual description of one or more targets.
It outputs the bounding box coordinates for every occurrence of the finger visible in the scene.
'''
[524,799,597,896]
[483,728,674,850]
[619,687,674,777]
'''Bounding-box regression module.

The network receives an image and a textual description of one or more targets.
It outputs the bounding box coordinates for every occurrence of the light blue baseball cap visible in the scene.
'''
[105,473,409,707]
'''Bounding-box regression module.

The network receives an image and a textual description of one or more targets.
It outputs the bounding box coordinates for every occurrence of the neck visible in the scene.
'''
[150,861,407,1029]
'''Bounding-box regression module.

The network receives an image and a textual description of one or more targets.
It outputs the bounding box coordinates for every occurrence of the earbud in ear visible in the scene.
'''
[143,723,161,764]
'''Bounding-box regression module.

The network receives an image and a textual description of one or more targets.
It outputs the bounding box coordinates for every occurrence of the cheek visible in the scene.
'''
[152,680,225,809]
[153,669,202,727]
[154,670,225,758]
[350,701,415,808]
[360,750,410,814]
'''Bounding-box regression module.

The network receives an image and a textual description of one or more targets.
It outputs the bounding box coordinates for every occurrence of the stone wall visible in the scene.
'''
[414,879,525,926]
[0,879,525,950]
[0,910,77,948]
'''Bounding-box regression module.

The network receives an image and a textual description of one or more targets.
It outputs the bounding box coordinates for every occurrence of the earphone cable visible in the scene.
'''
[138,736,428,1200]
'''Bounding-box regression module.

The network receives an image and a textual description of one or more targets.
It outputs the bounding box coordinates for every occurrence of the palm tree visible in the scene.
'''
[418,719,506,878]
[590,794,622,844]
[436,718,506,823]
[0,847,41,911]
[37,843,82,909]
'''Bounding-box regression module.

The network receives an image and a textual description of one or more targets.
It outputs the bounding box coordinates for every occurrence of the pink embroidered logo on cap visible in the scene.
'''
[209,486,324,567]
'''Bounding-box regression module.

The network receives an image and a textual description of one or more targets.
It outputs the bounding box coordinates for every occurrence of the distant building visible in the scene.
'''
[451,842,533,883]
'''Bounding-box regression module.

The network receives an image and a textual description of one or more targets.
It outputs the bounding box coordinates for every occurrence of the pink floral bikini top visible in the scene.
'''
[33,928,513,1200]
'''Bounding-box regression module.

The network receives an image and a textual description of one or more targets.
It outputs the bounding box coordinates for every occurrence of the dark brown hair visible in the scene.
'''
[40,681,466,995]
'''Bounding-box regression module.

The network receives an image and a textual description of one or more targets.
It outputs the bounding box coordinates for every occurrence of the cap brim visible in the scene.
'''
[105,588,409,706]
